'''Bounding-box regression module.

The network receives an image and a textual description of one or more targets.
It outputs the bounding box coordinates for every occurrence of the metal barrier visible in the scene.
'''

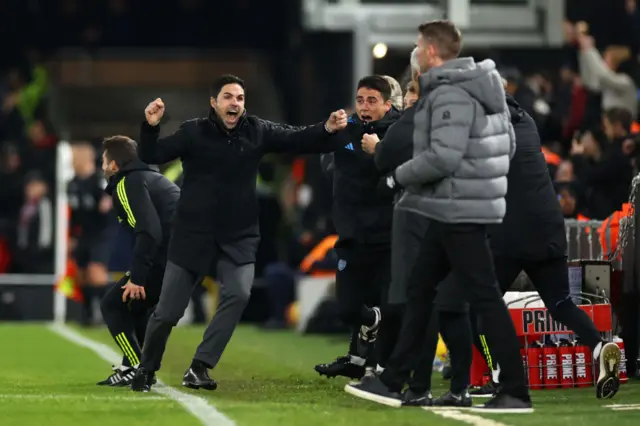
[507,219,604,291]
[564,219,605,261]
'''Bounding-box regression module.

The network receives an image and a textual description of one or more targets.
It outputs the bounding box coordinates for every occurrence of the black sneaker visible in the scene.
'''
[182,367,218,391]
[402,389,432,407]
[470,392,533,414]
[596,342,621,399]
[470,380,497,398]
[131,367,154,393]
[344,376,402,408]
[96,365,135,386]
[113,367,137,387]
[315,356,365,380]
[428,390,472,409]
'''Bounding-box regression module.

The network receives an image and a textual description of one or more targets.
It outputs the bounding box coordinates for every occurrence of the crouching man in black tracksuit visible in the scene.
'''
[314,76,400,379]
[97,135,180,387]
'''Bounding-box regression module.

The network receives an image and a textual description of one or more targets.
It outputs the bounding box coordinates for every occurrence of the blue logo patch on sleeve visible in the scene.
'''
[338,259,347,271]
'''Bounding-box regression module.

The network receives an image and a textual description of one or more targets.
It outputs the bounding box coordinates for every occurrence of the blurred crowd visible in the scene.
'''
[0,53,57,274]
[503,13,640,222]
[2,1,640,327]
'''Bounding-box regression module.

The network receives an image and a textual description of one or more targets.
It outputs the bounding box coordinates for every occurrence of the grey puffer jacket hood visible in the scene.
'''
[420,57,507,114]
[394,57,515,224]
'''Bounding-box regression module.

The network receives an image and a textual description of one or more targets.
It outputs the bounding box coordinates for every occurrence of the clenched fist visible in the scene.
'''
[325,109,348,133]
[145,98,165,126]
[361,133,380,155]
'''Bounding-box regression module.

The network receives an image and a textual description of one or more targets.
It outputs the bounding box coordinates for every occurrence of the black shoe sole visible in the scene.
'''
[131,387,150,393]
[316,371,364,380]
[182,381,217,391]
[597,342,622,399]
[314,366,364,380]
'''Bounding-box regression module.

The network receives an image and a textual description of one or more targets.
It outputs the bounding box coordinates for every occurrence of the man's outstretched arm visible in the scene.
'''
[262,110,349,154]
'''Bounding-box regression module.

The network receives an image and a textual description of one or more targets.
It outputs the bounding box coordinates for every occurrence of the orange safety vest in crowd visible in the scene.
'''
[577,213,591,234]
[299,235,339,276]
[599,203,632,260]
[541,146,562,167]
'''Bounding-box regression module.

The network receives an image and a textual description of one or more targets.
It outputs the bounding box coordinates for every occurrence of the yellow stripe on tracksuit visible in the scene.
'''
[479,334,494,370]
[116,178,136,228]
[115,333,140,366]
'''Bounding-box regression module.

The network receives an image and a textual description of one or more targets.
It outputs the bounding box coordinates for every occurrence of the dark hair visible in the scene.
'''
[604,108,633,133]
[357,75,392,101]
[210,74,245,98]
[24,170,46,184]
[102,135,138,168]
[417,20,462,60]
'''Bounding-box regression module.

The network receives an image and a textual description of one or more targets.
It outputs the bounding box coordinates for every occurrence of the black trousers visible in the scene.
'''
[471,255,603,371]
[386,209,470,390]
[100,265,164,367]
[380,220,528,396]
[334,241,390,358]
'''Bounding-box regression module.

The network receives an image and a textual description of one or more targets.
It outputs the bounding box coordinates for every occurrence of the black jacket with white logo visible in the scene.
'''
[321,109,401,246]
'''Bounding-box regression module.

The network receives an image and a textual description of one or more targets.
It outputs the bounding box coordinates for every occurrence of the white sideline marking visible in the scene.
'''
[427,409,509,426]
[604,404,640,411]
[0,394,166,401]
[48,323,235,426]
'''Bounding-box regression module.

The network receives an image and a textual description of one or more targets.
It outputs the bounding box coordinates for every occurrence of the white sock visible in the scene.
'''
[376,364,385,373]
[491,363,501,384]
[349,355,365,366]
[593,341,603,360]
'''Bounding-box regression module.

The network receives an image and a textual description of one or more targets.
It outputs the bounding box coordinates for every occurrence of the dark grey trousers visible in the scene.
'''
[141,257,255,372]
[390,208,467,312]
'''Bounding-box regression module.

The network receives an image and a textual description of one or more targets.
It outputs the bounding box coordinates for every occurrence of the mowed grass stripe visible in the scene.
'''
[0,324,199,426]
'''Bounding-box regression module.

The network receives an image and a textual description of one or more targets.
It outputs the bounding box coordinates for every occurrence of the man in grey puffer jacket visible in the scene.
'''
[344,20,533,414]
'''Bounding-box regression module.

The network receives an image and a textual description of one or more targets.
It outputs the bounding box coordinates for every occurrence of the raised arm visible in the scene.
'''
[395,90,473,187]
[115,173,162,286]
[139,122,189,165]
[580,47,635,92]
[138,98,189,165]
[262,110,349,154]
